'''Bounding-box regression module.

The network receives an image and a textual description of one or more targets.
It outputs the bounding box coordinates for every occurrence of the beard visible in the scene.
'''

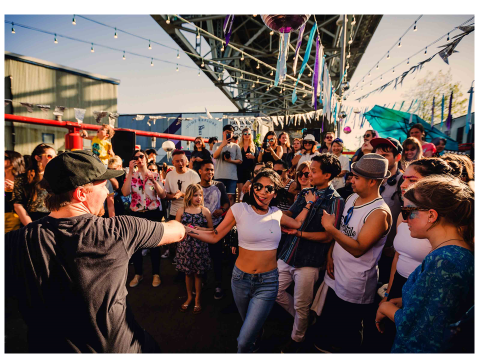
[97,206,105,217]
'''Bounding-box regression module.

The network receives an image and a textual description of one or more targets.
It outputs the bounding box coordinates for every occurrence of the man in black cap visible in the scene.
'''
[5,150,185,353]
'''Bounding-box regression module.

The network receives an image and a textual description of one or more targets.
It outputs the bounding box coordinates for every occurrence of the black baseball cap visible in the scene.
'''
[370,137,403,155]
[44,150,124,194]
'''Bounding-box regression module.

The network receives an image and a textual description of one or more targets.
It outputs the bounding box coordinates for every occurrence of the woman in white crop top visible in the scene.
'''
[185,168,316,352]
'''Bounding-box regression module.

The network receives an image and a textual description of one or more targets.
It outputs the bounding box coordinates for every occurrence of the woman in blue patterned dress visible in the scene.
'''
[375,175,474,352]
[175,184,213,314]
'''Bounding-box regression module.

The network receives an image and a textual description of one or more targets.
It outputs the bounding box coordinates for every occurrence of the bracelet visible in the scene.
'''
[307,200,314,205]
[384,292,389,298]
[303,206,311,210]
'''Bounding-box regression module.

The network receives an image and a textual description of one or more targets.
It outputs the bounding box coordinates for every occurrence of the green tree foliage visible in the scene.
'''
[402,69,467,124]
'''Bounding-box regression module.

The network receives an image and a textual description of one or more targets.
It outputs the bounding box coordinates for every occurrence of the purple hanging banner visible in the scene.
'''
[312,36,320,110]
[446,91,453,130]
[223,15,235,46]
[292,24,306,76]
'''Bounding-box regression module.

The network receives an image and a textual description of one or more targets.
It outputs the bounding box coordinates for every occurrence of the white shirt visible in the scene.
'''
[296,151,320,169]
[331,154,350,190]
[324,194,392,304]
[230,203,283,251]
[394,222,432,278]
[164,169,200,216]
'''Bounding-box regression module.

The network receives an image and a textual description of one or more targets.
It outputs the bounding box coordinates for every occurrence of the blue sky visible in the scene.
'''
[4,14,475,149]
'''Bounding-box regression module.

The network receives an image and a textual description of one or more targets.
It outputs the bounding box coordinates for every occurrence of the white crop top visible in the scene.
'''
[393,222,432,278]
[230,202,283,251]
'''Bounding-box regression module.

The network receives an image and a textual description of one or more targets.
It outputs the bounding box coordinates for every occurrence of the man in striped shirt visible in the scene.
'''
[276,154,345,353]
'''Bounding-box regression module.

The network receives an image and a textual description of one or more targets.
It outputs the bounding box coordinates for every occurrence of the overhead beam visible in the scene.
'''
[172,15,226,24]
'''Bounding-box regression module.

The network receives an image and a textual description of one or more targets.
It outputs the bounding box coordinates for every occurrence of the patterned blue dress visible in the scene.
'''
[392,245,474,353]
[175,211,211,275]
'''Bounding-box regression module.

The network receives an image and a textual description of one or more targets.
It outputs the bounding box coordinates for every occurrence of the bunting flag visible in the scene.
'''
[223,15,235,46]
[345,107,353,124]
[36,104,50,113]
[446,91,454,130]
[318,55,326,105]
[74,108,86,124]
[20,102,34,113]
[205,107,213,119]
[275,32,290,86]
[465,85,474,135]
[440,95,445,130]
[399,101,405,111]
[292,24,306,76]
[406,99,415,112]
[53,106,67,117]
[148,115,165,125]
[409,113,414,124]
[392,102,396,110]
[333,103,338,127]
[5,99,13,106]
[109,112,119,127]
[93,111,108,124]
[134,115,146,121]
[430,96,435,128]
[312,35,321,110]
[292,23,317,103]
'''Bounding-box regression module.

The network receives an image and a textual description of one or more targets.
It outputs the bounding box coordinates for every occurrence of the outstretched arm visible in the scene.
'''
[185,208,236,244]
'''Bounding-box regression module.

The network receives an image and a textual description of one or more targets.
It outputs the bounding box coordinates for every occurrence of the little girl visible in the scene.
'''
[175,184,213,314]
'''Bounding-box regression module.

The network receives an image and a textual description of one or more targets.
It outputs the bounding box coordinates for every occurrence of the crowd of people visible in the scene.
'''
[4,122,474,353]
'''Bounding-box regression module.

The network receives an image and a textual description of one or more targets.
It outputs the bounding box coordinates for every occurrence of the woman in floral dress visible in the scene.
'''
[175,184,213,314]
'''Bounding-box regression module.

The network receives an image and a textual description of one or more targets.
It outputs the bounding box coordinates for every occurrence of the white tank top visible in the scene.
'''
[394,222,432,278]
[230,202,283,251]
[324,194,392,304]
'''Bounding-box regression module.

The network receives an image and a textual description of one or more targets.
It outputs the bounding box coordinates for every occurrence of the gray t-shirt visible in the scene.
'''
[213,142,242,180]
[5,214,164,353]
[381,171,403,247]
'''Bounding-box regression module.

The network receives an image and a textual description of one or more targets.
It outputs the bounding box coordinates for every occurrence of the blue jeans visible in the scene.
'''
[231,265,279,353]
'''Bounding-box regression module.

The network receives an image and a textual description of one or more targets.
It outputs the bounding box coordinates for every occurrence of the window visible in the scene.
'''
[42,133,55,144]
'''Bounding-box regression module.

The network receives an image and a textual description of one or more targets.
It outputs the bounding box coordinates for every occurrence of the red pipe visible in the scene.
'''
[5,114,207,142]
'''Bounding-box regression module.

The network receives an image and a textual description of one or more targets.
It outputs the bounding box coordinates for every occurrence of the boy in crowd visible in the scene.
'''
[80,124,115,166]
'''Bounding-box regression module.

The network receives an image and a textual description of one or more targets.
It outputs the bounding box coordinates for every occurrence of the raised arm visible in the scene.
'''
[185,208,236,244]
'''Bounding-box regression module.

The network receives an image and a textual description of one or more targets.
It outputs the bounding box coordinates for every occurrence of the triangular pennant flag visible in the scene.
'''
[20,102,34,113]
[74,108,86,124]
[53,106,67,117]
[109,112,119,128]
[5,99,13,106]
[134,115,146,121]
[36,104,51,113]
[93,111,108,124]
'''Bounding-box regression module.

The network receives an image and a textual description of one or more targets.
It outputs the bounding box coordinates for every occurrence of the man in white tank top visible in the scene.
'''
[315,153,392,353]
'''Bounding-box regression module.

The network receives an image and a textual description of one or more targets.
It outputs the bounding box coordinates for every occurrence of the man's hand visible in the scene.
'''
[281,226,298,235]
[326,253,334,279]
[212,209,224,217]
[321,210,336,231]
[173,190,184,199]
[304,190,317,203]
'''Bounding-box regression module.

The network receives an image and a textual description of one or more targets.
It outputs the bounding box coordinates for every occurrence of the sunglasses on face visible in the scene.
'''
[304,141,314,145]
[325,137,333,140]
[148,168,158,172]
[195,141,202,144]
[275,169,286,175]
[243,132,251,135]
[267,138,275,143]
[252,182,276,194]
[42,154,55,160]
[298,172,310,178]
[364,134,371,138]
[400,207,430,221]
[133,154,145,160]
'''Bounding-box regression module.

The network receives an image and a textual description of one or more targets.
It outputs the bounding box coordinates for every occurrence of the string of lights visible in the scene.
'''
[350,15,423,91]
[5,20,311,97]
[346,16,474,98]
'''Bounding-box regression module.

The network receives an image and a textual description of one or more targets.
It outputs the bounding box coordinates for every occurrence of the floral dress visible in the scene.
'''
[175,210,211,275]
[128,171,163,212]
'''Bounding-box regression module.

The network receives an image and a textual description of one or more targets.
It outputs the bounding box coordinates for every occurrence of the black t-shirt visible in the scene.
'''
[190,149,212,172]
[5,214,164,353]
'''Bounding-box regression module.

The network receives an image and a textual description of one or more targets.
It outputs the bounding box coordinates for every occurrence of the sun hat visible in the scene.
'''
[44,150,124,194]
[351,153,391,179]
[303,134,316,142]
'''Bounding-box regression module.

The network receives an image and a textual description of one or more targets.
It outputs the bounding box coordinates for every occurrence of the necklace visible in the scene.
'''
[429,238,464,254]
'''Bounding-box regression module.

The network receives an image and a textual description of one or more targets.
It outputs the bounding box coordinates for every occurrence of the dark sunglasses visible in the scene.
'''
[275,169,286,175]
[363,134,372,138]
[267,138,275,143]
[297,172,310,178]
[148,168,158,172]
[252,182,276,194]
[343,206,354,226]
[133,154,145,160]
[400,207,429,221]
[325,136,333,140]
[304,141,315,145]
[194,140,202,144]
[243,132,251,135]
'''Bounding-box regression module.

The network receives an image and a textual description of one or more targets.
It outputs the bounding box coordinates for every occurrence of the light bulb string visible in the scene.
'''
[347,16,474,98]
[352,15,423,90]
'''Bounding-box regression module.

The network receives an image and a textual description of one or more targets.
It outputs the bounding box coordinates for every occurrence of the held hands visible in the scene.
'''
[174,190,184,199]
[281,226,298,235]
[212,209,224,217]
[245,153,255,159]
[321,210,336,232]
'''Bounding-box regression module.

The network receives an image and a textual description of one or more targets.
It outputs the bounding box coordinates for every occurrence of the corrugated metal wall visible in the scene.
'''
[4,58,118,155]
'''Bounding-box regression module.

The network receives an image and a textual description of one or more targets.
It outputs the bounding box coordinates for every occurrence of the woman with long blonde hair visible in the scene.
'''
[237,127,259,202]
[400,137,422,171]
[175,184,213,314]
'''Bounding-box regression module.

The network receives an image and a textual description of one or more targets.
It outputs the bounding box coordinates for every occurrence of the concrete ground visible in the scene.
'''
[5,249,323,353]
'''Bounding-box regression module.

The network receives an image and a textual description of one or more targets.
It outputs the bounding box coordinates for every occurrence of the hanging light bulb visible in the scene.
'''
[176,64,179,72]
[308,71,312,77]
[114,28,118,38]
[424,47,427,55]
[256,62,260,69]
[370,82,372,86]
[198,70,200,76]
[447,33,450,41]
[348,36,353,45]
[11,23,15,34]
[387,51,390,59]
[123,51,126,60]
[398,38,402,47]
[218,74,222,81]
[240,73,243,79]
[91,43,94,53]
[368,72,371,77]
[270,30,274,36]
[280,88,283,94]
[407,58,410,65]
[166,15,170,24]
[256,77,259,83]
[380,75,383,80]
[151,58,154,66]
[362,78,365,83]
[177,50,180,58]
[236,78,239,85]
[149,40,152,50]
[252,83,255,88]
[270,70,274,76]
[393,67,395,73]
[413,21,417,32]
[72,15,76,25]
[241,52,244,61]
[221,43,225,52]
[376,63,379,69]
[347,51,351,59]
[351,16,356,25]
[196,29,200,39]
[302,93,307,98]
[253,14,257,17]
[54,34,58,44]
[201,59,204,67]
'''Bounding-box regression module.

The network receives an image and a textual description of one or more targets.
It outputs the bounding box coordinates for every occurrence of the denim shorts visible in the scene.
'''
[217,179,237,195]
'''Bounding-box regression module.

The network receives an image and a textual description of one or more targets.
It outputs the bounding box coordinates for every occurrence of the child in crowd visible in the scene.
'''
[80,124,115,166]
[175,184,213,314]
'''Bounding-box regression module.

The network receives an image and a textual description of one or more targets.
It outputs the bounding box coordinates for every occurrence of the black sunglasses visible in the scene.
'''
[133,154,145,160]
[364,134,372,138]
[325,137,333,140]
[252,182,276,194]
[304,141,315,145]
[243,132,251,135]
[297,172,310,178]
[400,207,430,221]
[194,140,202,144]
[275,169,286,175]
[267,138,275,143]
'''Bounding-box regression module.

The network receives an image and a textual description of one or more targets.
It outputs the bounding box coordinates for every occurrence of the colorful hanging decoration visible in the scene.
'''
[446,91,454,130]
[20,102,34,113]
[292,24,306,76]
[74,108,86,124]
[93,111,108,124]
[223,15,235,46]
[465,83,474,135]
[343,126,352,134]
[430,97,435,128]
[291,22,317,103]
[312,35,321,110]
[109,112,119,127]
[133,114,146,121]
[36,104,50,113]
[440,95,445,130]
[162,140,176,161]
[53,106,67,118]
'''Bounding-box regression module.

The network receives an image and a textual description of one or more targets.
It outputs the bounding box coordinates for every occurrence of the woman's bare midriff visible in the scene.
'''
[234,247,278,274]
